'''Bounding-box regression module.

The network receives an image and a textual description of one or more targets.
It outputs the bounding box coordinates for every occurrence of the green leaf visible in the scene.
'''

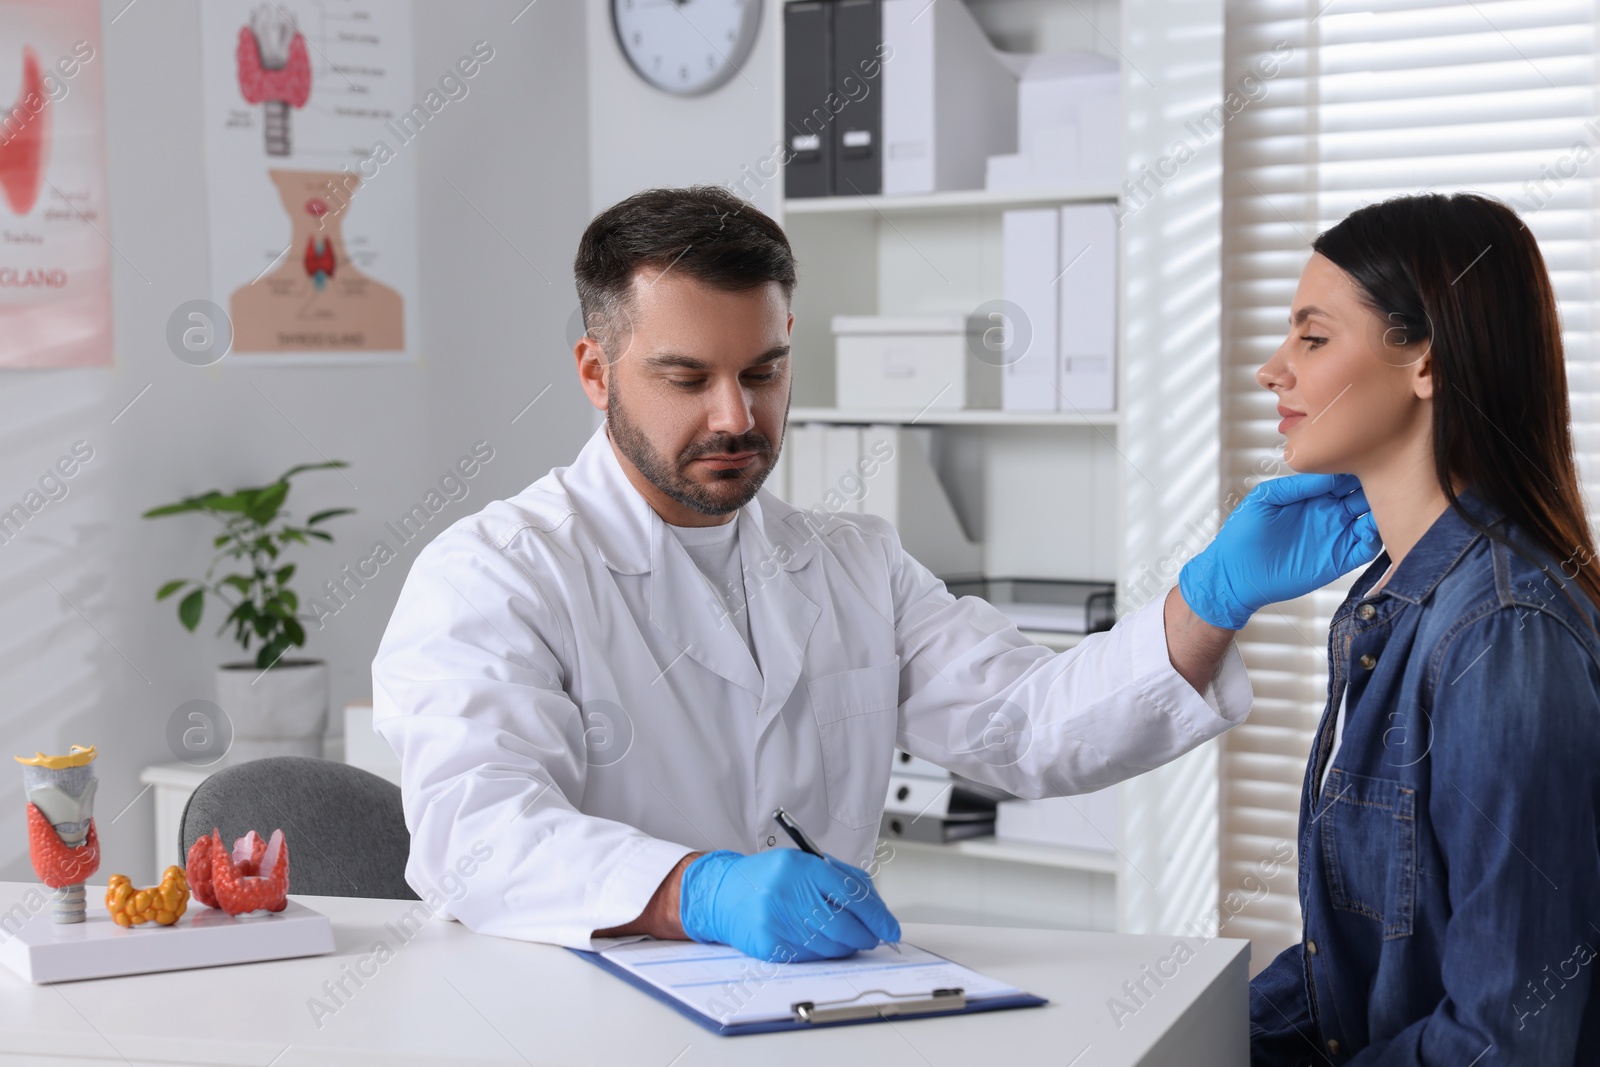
[246,482,290,526]
[143,498,207,518]
[156,579,187,601]
[280,460,348,480]
[278,528,307,545]
[226,600,257,624]
[275,564,296,584]
[178,590,204,631]
[282,617,306,646]
[306,508,355,526]
[193,491,252,514]
[222,575,254,596]
[256,636,292,671]
[277,588,299,611]
[304,530,333,542]
[252,614,275,638]
[213,533,232,548]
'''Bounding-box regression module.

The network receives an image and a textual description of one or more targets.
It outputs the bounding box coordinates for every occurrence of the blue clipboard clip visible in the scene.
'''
[791,986,967,1024]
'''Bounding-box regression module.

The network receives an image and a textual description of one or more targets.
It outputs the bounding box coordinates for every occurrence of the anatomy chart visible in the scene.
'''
[0,0,110,369]
[201,1,417,360]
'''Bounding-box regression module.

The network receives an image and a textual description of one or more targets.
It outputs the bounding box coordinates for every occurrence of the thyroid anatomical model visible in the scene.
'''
[15,745,100,923]
[187,828,290,916]
[236,4,311,157]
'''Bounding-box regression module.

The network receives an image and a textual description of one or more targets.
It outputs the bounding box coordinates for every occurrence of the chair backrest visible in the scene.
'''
[179,756,419,900]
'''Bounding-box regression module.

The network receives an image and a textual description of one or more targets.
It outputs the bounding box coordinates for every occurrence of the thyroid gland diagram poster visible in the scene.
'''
[0,0,111,369]
[201,1,418,361]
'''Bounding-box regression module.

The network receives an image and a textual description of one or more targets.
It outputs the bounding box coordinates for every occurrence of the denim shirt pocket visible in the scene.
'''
[1320,768,1417,940]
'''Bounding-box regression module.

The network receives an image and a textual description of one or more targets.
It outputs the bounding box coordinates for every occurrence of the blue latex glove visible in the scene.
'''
[1178,472,1382,630]
[678,849,901,963]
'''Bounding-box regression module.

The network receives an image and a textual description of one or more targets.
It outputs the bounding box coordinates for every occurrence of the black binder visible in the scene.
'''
[830,0,882,196]
[783,1,833,198]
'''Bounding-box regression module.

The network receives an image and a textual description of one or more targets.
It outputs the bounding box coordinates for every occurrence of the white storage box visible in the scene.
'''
[987,52,1121,191]
[833,315,1000,411]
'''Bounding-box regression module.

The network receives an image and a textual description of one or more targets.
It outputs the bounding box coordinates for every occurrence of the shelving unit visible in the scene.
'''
[782,184,1122,217]
[872,833,1119,933]
[788,406,1120,428]
[778,178,1124,602]
[887,834,1119,874]
[780,175,1126,924]
[766,0,1234,939]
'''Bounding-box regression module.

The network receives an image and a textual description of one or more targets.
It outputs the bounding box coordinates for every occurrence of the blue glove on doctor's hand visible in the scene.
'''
[1178,472,1382,631]
[678,848,902,963]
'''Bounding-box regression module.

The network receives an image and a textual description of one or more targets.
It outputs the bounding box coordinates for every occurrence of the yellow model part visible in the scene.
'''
[105,866,189,927]
[13,744,97,769]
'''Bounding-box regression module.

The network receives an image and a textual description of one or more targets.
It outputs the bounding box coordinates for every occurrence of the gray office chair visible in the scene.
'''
[179,755,420,900]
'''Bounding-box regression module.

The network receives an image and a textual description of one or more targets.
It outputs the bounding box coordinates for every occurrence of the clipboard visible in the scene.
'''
[571,941,1048,1037]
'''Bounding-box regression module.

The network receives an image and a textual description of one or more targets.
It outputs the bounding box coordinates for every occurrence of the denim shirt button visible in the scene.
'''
[1359,653,1377,670]
[1306,938,1318,955]
[1358,603,1376,620]
[1327,1039,1342,1055]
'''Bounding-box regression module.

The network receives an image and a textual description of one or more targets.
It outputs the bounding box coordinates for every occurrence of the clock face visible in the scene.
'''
[611,0,763,96]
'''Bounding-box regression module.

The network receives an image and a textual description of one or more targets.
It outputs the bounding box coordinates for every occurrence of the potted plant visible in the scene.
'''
[145,462,353,764]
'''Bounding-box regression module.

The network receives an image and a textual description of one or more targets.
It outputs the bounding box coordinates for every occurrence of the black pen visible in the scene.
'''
[772,807,901,954]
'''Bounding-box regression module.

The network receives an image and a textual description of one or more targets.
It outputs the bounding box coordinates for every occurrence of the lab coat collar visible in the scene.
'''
[559,423,821,577]
[560,423,821,705]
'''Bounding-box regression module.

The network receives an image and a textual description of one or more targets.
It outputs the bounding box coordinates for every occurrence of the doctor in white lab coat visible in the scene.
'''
[372,186,1379,959]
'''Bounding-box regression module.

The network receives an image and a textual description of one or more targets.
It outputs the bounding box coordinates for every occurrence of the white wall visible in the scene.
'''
[585,0,785,216]
[0,0,593,885]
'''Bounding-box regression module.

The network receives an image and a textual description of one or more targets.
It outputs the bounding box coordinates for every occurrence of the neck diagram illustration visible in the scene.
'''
[229,168,404,353]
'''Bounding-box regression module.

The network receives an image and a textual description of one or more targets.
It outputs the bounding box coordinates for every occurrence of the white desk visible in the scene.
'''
[0,882,1249,1067]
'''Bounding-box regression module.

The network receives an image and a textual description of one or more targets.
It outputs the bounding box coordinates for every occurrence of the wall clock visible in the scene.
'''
[611,0,763,96]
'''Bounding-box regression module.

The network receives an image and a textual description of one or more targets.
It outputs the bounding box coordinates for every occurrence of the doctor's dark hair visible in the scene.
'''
[573,185,797,355]
[1313,192,1600,612]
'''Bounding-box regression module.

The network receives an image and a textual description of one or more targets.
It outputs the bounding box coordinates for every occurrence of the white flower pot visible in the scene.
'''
[213,659,328,764]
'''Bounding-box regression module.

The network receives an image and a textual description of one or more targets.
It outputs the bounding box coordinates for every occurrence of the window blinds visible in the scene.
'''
[1218,0,1599,971]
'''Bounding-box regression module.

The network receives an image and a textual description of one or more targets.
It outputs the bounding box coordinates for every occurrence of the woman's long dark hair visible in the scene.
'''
[1312,193,1600,613]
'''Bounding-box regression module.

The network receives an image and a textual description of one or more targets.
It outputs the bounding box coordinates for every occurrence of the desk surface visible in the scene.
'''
[0,882,1249,1067]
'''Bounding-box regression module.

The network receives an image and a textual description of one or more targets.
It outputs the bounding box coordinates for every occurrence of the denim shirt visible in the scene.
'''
[1249,489,1600,1065]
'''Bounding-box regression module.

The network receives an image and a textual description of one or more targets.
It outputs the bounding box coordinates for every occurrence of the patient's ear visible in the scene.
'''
[1405,337,1434,400]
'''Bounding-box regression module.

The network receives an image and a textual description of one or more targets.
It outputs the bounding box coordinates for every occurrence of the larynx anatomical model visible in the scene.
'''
[237,4,311,157]
[15,745,99,923]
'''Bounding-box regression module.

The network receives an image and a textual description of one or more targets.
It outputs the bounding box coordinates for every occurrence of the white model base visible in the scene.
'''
[0,894,335,983]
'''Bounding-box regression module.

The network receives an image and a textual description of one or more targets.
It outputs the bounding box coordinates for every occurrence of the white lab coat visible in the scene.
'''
[371,423,1251,948]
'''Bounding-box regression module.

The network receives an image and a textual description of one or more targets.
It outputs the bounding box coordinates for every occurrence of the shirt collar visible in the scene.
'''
[1353,485,1501,606]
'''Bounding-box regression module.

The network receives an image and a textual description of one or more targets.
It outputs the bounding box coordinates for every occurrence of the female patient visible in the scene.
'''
[1248,193,1600,1064]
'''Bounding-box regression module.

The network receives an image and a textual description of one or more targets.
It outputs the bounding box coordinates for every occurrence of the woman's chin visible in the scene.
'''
[1281,443,1342,476]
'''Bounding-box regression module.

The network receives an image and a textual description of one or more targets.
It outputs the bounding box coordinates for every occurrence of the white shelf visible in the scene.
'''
[784,185,1121,217]
[789,406,1118,428]
[880,834,1120,875]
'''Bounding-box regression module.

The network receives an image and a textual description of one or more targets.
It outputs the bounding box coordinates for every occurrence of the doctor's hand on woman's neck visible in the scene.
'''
[1167,471,1382,694]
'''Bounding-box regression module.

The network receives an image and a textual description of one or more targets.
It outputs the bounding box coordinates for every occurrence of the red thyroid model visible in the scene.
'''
[187,828,290,915]
[24,802,98,887]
